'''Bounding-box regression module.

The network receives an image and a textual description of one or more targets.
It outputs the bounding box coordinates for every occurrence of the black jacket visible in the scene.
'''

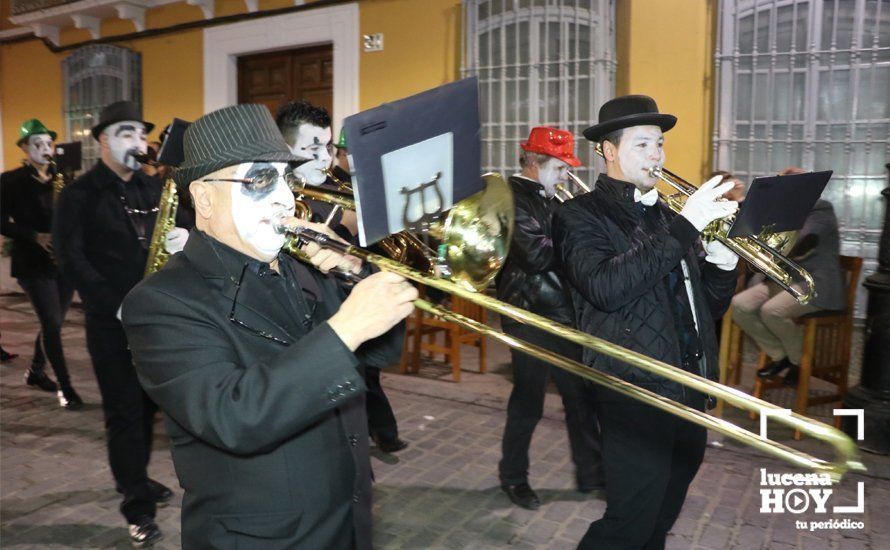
[122,231,402,549]
[0,164,58,278]
[52,161,166,317]
[496,176,575,326]
[788,199,845,311]
[553,175,737,401]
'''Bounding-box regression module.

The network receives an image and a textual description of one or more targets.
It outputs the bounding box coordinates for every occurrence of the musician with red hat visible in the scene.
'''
[495,126,604,510]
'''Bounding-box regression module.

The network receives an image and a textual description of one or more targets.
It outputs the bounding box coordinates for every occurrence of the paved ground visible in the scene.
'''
[1,291,889,549]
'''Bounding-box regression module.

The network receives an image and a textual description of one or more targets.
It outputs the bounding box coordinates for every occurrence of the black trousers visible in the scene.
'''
[365,366,400,442]
[499,323,603,487]
[84,313,158,523]
[578,388,707,550]
[17,276,75,387]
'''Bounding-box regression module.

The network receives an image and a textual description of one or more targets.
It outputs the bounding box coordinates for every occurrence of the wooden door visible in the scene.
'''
[237,44,333,117]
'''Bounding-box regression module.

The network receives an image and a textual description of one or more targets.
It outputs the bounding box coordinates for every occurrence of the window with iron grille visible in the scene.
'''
[462,0,616,187]
[714,0,890,318]
[62,45,143,171]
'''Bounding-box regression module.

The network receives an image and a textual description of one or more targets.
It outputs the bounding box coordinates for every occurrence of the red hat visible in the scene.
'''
[520,126,581,167]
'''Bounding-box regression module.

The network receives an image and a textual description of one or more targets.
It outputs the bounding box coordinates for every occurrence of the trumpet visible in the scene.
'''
[280,173,863,481]
[554,171,592,203]
[594,144,816,305]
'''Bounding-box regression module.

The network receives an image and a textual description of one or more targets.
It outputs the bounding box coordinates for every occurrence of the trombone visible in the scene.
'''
[593,144,816,305]
[282,173,864,481]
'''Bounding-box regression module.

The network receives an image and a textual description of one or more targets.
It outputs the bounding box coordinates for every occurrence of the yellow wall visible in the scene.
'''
[2,0,715,176]
[615,0,716,181]
[358,0,462,109]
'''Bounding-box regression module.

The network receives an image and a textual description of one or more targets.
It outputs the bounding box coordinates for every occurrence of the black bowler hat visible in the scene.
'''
[582,95,677,143]
[91,100,155,140]
[173,104,306,188]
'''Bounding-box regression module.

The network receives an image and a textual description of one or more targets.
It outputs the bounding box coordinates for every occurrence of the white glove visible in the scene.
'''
[164,227,189,254]
[704,240,739,271]
[679,175,739,232]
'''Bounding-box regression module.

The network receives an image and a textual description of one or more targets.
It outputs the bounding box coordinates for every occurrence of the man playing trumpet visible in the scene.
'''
[554,95,740,549]
[497,126,603,510]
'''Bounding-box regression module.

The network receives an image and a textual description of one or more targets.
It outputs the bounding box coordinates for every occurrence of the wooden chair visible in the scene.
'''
[399,287,487,382]
[719,256,862,439]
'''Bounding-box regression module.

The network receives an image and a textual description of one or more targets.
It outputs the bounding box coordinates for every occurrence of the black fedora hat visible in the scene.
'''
[583,95,677,143]
[91,100,155,140]
[173,104,306,188]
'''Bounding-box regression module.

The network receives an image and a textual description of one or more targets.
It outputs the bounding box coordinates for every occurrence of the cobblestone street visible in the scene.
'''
[2,292,889,549]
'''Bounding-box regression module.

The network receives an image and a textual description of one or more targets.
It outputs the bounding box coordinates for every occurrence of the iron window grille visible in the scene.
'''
[714,0,889,318]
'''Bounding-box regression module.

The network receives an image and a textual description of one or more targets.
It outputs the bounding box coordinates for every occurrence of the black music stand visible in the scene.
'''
[54,142,82,179]
[727,170,833,238]
[343,77,482,246]
[157,118,190,167]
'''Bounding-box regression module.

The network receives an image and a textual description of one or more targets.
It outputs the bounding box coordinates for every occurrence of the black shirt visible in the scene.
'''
[53,160,165,316]
[0,163,58,278]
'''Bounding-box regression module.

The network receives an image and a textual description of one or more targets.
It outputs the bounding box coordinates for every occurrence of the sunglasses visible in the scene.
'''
[201,167,305,192]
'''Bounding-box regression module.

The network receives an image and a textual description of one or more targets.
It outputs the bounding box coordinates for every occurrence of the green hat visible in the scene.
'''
[17,119,57,146]
[336,127,347,149]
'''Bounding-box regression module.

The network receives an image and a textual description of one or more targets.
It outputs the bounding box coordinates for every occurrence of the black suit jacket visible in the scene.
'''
[52,161,164,317]
[122,231,401,549]
[0,164,57,278]
[553,175,737,402]
[496,175,575,326]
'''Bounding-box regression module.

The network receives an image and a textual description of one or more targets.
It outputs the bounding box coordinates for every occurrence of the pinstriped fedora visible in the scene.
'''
[174,104,306,187]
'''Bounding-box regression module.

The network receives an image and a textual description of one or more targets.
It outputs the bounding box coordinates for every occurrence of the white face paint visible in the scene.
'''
[536,157,570,198]
[615,125,664,191]
[105,121,148,172]
[288,124,332,186]
[230,162,296,259]
[24,134,54,166]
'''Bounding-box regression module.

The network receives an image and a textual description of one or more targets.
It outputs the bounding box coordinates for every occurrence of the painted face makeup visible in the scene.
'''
[24,134,54,166]
[616,125,665,191]
[537,157,570,198]
[105,121,148,171]
[230,162,296,258]
[288,124,333,186]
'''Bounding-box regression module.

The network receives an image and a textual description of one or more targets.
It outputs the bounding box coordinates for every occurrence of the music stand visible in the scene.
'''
[727,170,833,238]
[343,77,482,246]
[157,118,190,167]
[54,142,82,178]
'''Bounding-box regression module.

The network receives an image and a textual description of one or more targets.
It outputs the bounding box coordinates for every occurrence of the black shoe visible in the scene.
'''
[757,357,791,378]
[147,479,174,505]
[577,478,605,494]
[128,516,163,548]
[116,479,174,506]
[501,482,540,510]
[374,437,409,454]
[0,347,18,362]
[25,368,58,392]
[57,386,84,410]
[783,365,800,387]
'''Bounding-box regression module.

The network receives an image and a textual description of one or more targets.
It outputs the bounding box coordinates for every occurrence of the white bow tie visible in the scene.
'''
[634,188,658,207]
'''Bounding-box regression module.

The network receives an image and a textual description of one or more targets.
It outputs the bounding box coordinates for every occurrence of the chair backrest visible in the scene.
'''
[839,255,863,319]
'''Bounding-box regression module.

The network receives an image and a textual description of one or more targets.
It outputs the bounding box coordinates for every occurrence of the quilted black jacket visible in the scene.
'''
[496,175,574,326]
[553,175,738,401]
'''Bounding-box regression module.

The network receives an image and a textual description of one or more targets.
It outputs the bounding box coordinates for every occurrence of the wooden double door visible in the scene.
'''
[237,44,333,117]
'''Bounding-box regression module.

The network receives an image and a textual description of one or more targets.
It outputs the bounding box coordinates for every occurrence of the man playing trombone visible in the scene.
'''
[121,104,414,549]
[553,95,740,549]
[497,126,603,510]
